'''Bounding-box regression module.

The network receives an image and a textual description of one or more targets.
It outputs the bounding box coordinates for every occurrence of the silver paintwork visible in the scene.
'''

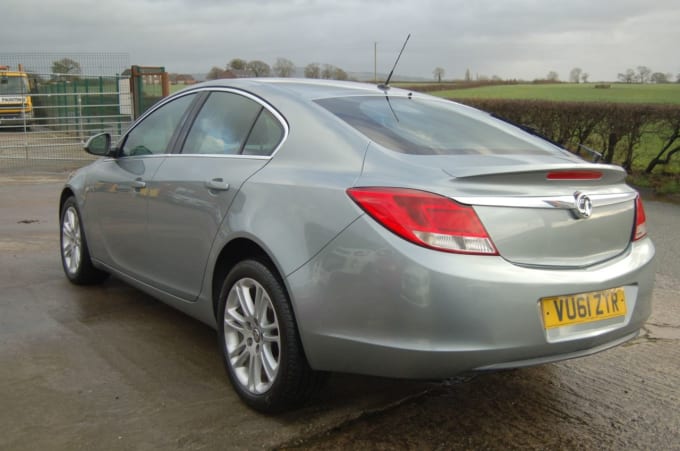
[287,212,654,378]
[61,78,655,380]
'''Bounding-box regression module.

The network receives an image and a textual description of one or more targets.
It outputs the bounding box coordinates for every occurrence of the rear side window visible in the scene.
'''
[315,96,556,156]
[243,109,284,156]
[182,91,261,155]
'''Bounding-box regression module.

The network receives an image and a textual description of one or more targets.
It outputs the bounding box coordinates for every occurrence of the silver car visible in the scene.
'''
[59,78,655,412]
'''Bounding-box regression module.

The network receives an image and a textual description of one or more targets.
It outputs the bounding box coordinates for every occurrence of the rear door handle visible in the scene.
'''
[205,178,230,191]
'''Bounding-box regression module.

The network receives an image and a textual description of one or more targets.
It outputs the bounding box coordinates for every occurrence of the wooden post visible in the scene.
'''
[161,71,170,98]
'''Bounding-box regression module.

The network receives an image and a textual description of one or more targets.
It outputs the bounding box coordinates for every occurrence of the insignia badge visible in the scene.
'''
[573,192,592,219]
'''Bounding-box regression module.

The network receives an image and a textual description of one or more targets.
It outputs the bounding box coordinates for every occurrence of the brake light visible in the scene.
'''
[347,187,497,255]
[633,196,648,241]
[546,170,603,180]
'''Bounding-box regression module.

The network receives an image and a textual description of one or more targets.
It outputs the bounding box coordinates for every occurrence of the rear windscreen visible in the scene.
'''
[315,96,556,156]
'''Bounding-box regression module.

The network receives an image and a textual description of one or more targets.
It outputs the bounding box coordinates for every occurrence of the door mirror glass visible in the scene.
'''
[84,133,112,156]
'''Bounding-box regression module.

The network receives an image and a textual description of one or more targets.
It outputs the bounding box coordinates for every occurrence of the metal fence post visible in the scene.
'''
[99,76,104,131]
[77,95,84,141]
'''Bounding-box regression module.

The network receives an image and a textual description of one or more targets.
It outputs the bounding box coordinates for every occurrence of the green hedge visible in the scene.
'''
[447,98,680,173]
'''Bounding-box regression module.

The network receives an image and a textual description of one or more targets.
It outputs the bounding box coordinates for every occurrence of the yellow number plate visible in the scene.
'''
[540,288,626,329]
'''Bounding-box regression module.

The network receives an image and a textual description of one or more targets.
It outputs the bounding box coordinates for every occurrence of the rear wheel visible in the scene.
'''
[217,259,323,413]
[60,197,108,285]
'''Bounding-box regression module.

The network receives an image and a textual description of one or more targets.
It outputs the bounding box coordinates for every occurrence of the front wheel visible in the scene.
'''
[60,197,108,285]
[218,259,323,413]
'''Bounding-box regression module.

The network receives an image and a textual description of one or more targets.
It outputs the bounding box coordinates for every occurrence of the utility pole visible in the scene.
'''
[374,42,377,83]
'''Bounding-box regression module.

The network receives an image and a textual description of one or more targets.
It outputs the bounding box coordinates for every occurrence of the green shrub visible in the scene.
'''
[448,98,680,174]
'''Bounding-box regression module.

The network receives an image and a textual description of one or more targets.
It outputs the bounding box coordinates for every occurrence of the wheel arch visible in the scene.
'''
[211,237,289,320]
[59,187,76,218]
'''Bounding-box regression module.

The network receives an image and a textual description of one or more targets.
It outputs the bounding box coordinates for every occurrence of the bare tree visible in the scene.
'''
[433,67,445,83]
[228,58,247,71]
[581,72,589,83]
[320,64,348,80]
[321,64,334,79]
[206,66,227,80]
[333,67,348,81]
[51,58,81,81]
[546,71,559,82]
[464,68,472,82]
[569,67,582,83]
[247,60,271,77]
[304,63,320,79]
[650,72,669,84]
[618,69,636,83]
[637,66,652,84]
[273,58,296,77]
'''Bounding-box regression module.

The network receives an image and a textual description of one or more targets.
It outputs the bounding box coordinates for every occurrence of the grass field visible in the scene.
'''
[430,83,680,104]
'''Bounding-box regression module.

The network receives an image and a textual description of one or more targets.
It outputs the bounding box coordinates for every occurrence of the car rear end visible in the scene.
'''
[287,91,655,378]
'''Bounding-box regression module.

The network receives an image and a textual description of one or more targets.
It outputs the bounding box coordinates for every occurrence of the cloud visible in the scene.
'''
[2,0,679,81]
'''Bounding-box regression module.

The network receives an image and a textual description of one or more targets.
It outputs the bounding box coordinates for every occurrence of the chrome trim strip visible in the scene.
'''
[163,153,270,160]
[102,154,167,162]
[123,86,289,160]
[454,192,637,209]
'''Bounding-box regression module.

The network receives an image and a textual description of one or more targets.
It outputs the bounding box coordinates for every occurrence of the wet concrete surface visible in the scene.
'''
[1,173,679,450]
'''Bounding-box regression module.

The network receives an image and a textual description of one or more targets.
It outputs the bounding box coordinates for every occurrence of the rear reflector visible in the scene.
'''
[633,196,648,241]
[347,187,498,255]
[546,171,603,180]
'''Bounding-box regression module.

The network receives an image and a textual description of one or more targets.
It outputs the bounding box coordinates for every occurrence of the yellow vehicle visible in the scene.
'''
[0,64,33,127]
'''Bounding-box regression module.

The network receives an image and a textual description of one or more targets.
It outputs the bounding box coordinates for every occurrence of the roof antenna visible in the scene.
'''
[378,33,411,90]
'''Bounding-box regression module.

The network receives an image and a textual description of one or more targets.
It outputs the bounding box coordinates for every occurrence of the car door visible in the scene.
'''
[86,92,198,280]
[144,89,287,300]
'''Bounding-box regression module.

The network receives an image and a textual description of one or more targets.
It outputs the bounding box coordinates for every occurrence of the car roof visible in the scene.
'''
[186,77,414,101]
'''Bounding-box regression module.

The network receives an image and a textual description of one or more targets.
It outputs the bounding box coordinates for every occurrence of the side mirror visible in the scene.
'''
[84,133,112,156]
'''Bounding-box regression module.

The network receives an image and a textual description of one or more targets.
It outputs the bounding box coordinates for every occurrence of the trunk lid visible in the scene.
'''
[360,147,638,269]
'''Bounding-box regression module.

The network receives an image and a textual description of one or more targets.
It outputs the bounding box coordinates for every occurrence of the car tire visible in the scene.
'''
[218,259,324,413]
[60,197,109,285]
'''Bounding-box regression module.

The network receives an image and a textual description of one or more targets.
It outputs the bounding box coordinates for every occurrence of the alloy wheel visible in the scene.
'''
[223,277,281,394]
[61,206,82,276]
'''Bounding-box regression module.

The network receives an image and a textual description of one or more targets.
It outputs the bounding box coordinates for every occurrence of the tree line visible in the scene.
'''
[431,66,680,84]
[206,58,349,81]
[617,66,677,84]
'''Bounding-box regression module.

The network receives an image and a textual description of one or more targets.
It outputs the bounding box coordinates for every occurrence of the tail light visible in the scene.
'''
[347,187,497,255]
[633,196,648,241]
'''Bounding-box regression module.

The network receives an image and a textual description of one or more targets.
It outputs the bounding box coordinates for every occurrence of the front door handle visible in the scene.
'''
[205,178,230,191]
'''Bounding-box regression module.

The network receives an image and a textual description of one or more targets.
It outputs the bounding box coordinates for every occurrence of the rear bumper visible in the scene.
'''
[287,215,655,378]
[473,330,638,371]
[0,110,33,125]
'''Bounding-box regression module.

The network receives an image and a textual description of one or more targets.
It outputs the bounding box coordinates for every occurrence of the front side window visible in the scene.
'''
[121,93,196,156]
[182,92,262,155]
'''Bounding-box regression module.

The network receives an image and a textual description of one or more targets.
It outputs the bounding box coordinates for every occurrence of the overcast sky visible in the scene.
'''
[3,0,680,81]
